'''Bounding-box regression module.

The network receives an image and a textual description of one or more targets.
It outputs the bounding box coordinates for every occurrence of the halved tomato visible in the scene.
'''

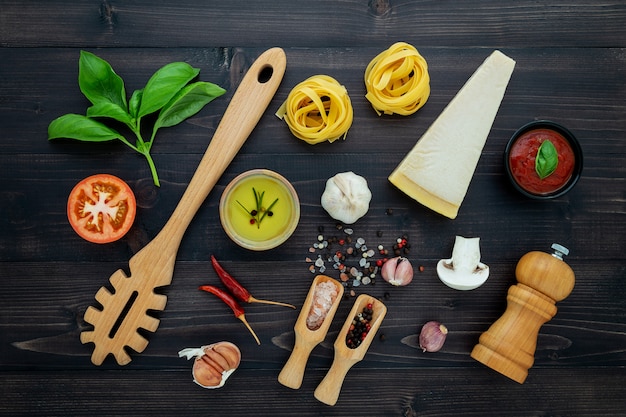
[67,174,137,244]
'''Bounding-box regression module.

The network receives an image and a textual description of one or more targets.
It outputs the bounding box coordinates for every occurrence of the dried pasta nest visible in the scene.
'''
[364,42,431,116]
[276,75,353,144]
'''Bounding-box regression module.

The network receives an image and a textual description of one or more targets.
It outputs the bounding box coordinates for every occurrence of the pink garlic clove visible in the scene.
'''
[419,321,448,352]
[381,256,414,286]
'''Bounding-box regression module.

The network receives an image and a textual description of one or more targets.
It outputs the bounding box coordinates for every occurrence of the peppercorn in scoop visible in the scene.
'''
[345,303,374,349]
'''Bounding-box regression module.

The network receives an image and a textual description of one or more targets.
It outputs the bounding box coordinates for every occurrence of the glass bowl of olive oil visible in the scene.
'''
[219,169,300,250]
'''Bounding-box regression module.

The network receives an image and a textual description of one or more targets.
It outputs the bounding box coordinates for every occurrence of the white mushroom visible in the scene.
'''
[436,236,489,290]
[321,171,372,224]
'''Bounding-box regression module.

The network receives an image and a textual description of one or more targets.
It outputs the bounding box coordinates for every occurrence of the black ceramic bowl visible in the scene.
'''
[504,120,583,199]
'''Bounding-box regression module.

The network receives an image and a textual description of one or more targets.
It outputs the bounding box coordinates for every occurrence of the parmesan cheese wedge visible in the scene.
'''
[388,50,515,219]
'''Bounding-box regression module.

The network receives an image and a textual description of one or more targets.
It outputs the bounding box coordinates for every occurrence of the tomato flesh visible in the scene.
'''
[67,174,136,243]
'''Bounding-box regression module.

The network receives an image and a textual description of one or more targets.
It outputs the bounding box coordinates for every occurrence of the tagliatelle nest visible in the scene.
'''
[276,75,353,144]
[364,42,431,116]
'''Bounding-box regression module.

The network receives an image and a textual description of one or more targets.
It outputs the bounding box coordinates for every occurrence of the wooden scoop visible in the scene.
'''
[79,48,287,366]
[314,293,387,406]
[278,275,344,389]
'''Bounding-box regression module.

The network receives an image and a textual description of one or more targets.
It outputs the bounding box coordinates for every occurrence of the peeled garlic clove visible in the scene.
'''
[419,321,448,352]
[321,171,372,224]
[381,256,414,286]
[178,341,241,389]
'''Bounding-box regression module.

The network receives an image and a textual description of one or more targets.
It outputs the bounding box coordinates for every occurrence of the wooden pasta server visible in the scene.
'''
[80,48,287,366]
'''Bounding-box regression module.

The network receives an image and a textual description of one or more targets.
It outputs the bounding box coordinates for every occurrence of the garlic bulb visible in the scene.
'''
[178,341,241,389]
[321,171,372,224]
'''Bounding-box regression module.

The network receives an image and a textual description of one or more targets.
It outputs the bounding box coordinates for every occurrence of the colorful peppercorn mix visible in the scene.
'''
[346,303,374,349]
[305,221,412,296]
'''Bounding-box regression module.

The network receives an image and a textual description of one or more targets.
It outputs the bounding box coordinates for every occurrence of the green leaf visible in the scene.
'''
[151,82,226,139]
[138,62,200,118]
[78,51,127,109]
[535,139,559,179]
[86,102,133,127]
[48,114,124,142]
[49,54,222,188]
[128,88,143,119]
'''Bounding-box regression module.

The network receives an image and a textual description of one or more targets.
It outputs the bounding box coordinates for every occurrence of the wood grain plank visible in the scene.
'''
[1,368,625,416]
[2,1,626,416]
[1,47,623,155]
[2,149,625,263]
[1,1,625,48]
[1,260,624,369]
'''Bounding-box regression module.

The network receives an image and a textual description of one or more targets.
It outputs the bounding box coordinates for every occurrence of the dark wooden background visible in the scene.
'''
[1,1,625,416]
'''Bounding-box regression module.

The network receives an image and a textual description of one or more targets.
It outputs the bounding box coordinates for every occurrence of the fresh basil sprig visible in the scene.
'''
[535,139,559,179]
[48,51,226,186]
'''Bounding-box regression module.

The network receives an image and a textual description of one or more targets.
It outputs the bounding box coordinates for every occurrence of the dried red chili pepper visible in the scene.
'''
[198,285,261,345]
[210,255,295,309]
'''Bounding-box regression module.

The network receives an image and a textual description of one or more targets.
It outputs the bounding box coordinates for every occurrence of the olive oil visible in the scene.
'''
[220,170,299,250]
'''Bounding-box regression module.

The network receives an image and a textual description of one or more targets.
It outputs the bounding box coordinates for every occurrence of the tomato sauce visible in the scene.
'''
[508,128,576,195]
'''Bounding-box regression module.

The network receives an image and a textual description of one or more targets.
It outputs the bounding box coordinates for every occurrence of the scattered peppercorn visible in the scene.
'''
[305,224,414,296]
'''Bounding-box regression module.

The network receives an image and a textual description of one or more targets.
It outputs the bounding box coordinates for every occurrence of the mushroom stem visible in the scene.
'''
[436,236,489,291]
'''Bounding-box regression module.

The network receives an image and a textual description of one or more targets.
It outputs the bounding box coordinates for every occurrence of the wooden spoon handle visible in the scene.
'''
[278,335,317,389]
[160,48,286,243]
[313,356,358,406]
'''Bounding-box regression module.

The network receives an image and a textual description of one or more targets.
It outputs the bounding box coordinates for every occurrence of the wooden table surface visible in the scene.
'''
[1,1,625,416]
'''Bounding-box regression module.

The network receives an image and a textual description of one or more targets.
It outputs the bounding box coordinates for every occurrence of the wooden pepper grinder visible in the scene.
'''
[470,244,575,383]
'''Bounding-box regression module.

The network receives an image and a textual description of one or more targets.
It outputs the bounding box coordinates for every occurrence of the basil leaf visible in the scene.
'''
[86,102,133,127]
[50,52,224,188]
[48,114,124,142]
[128,88,143,119]
[78,51,127,109]
[151,82,226,139]
[535,139,559,179]
[138,62,200,118]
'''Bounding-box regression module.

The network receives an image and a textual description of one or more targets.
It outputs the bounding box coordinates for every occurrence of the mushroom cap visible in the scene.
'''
[436,258,489,290]
[436,236,490,291]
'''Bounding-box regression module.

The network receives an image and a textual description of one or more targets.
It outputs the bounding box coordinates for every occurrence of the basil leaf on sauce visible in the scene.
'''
[535,140,558,179]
